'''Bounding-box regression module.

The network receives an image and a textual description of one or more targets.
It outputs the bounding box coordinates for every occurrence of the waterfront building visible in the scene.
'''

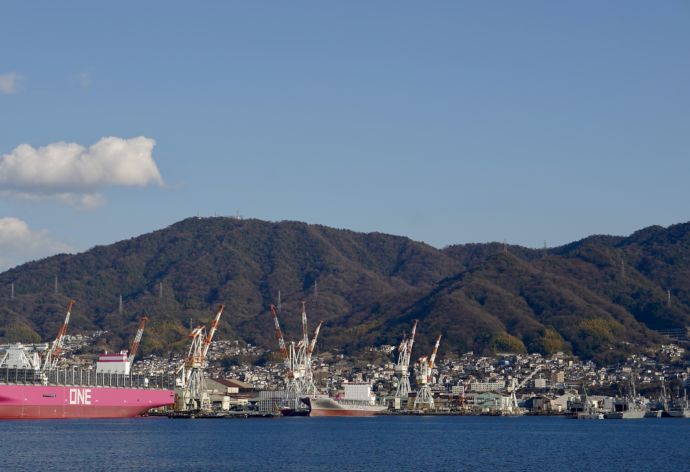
[470,380,505,392]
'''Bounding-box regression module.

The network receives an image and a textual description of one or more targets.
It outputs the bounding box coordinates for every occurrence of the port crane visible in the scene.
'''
[506,365,542,412]
[42,300,75,372]
[270,301,323,406]
[271,304,297,396]
[303,315,323,396]
[294,301,322,397]
[394,320,418,399]
[414,334,442,410]
[177,305,224,411]
[127,316,148,365]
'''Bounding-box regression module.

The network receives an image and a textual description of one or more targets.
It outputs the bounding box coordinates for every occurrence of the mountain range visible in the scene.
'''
[2,217,689,362]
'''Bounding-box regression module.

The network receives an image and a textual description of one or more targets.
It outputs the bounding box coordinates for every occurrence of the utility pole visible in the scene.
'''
[10,282,14,301]
[278,290,282,314]
[667,289,672,307]
[119,294,123,315]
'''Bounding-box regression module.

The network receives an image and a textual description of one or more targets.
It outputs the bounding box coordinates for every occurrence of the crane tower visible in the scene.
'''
[270,301,323,406]
[177,305,224,411]
[414,334,442,410]
[394,320,418,398]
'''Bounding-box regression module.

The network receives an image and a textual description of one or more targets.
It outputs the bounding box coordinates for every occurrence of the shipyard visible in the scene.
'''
[2,2,689,471]
[2,297,689,421]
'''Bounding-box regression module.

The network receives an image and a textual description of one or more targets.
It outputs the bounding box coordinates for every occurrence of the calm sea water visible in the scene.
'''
[1,416,688,471]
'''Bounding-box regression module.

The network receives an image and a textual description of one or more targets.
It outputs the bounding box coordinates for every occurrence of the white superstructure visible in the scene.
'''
[96,351,131,375]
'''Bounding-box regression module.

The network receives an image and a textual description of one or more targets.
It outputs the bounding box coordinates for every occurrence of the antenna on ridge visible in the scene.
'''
[503,239,508,255]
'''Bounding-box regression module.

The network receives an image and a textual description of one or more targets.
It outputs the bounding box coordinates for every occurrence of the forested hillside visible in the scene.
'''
[2,217,689,361]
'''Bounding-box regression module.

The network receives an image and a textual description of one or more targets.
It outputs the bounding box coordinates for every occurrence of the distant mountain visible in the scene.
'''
[1,217,689,361]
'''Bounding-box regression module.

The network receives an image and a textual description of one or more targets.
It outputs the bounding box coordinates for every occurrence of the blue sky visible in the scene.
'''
[0,1,689,270]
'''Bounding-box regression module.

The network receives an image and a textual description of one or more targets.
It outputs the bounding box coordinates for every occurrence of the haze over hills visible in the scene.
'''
[1,217,689,361]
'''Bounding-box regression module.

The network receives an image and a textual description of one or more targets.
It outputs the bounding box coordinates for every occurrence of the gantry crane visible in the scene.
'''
[394,320,418,398]
[177,305,224,411]
[414,334,442,410]
[42,300,75,372]
[127,316,148,365]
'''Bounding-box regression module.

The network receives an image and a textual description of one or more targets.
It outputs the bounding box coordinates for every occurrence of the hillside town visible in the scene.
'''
[50,329,690,416]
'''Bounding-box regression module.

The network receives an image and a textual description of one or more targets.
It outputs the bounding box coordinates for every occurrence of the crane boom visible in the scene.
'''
[43,299,75,370]
[407,320,418,355]
[398,333,407,355]
[202,305,224,358]
[270,304,294,379]
[301,301,309,347]
[515,365,542,391]
[127,316,149,364]
[270,304,289,361]
[307,321,323,356]
[429,334,442,369]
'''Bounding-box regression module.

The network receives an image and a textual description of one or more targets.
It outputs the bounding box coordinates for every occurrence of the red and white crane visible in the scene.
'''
[270,304,296,394]
[301,315,323,396]
[306,320,323,359]
[42,300,75,371]
[414,334,442,410]
[395,320,418,398]
[270,301,323,403]
[177,305,224,411]
[127,316,148,365]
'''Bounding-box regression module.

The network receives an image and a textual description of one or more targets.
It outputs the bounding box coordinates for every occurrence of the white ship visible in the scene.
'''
[605,376,647,419]
[605,397,647,419]
[667,390,690,418]
[306,383,386,417]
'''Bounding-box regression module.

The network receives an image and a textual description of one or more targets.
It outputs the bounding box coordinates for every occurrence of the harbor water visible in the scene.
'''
[1,416,689,471]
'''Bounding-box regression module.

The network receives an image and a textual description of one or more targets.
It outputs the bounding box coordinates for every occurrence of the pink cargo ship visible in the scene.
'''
[0,304,174,419]
[0,382,175,419]
[0,348,175,419]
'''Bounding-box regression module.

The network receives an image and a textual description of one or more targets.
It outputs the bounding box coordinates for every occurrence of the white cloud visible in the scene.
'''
[0,136,163,207]
[0,217,74,271]
[0,72,21,95]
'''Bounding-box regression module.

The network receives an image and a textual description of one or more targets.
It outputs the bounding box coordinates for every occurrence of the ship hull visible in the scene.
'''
[666,408,690,418]
[605,410,646,419]
[306,397,386,417]
[0,384,175,419]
